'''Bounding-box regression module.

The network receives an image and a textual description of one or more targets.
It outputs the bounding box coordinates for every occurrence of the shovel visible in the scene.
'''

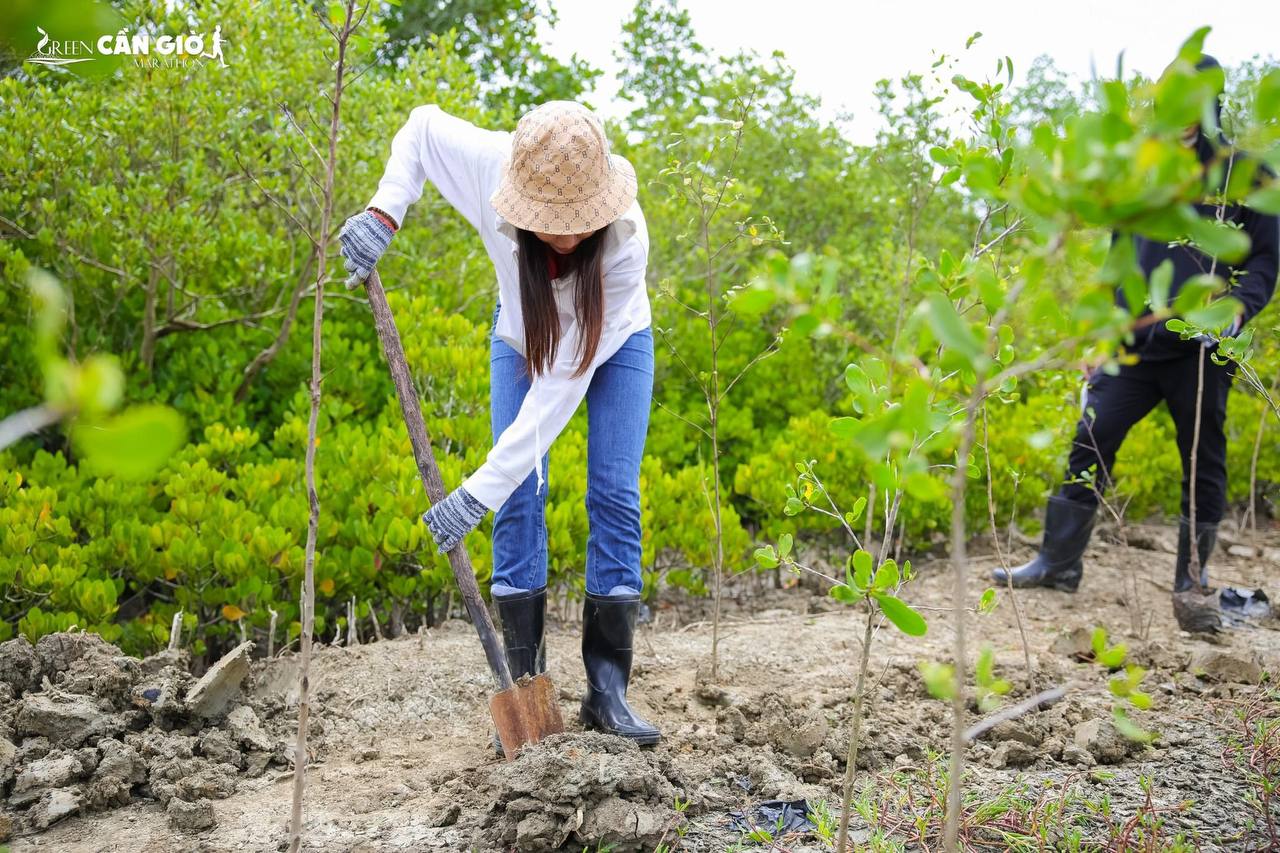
[362,268,564,759]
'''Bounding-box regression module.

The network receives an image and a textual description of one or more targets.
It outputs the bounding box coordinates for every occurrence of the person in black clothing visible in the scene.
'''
[993,55,1280,631]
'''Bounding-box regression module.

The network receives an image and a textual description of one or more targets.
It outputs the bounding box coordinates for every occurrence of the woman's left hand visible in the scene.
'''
[422,486,489,553]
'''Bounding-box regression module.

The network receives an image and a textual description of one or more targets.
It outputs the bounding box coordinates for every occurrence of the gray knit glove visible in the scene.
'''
[338,210,394,288]
[422,486,488,554]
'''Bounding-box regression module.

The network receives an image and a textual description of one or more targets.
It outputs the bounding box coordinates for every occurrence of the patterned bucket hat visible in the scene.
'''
[490,101,637,236]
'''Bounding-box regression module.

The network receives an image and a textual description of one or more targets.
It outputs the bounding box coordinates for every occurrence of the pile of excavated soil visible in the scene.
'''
[0,632,290,841]
[7,523,1280,851]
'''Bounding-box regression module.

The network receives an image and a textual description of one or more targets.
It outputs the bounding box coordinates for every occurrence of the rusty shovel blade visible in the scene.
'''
[489,672,564,760]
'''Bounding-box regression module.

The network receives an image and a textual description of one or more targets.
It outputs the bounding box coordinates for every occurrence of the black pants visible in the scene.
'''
[1058,350,1235,524]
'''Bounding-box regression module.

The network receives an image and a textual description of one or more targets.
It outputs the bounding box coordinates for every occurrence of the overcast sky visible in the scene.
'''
[542,0,1279,142]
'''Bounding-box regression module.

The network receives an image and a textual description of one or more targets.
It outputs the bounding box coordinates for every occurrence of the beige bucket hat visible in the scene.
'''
[490,101,638,236]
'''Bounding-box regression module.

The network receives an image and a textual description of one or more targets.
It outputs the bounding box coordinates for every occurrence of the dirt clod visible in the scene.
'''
[1073,718,1139,764]
[225,704,273,752]
[15,691,115,747]
[2,632,286,841]
[25,786,83,830]
[1050,626,1095,659]
[11,751,86,806]
[185,641,254,718]
[483,732,675,852]
[167,796,216,832]
[989,739,1039,768]
[0,637,40,696]
[1187,647,1263,684]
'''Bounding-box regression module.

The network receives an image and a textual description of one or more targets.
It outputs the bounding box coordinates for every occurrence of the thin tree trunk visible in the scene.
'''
[836,610,875,852]
[1245,373,1277,540]
[141,265,158,373]
[943,382,986,851]
[1188,346,1206,587]
[289,2,355,849]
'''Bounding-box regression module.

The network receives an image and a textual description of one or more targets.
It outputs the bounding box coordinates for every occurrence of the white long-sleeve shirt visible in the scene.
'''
[367,105,652,512]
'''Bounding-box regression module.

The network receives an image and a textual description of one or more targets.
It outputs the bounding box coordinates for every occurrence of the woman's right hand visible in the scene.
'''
[338,209,396,288]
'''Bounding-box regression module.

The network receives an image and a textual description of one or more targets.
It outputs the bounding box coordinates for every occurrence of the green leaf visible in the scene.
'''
[1147,259,1173,312]
[977,587,997,614]
[976,646,995,684]
[873,559,899,591]
[847,495,867,524]
[1245,185,1280,215]
[733,286,776,316]
[929,146,957,167]
[1171,273,1221,314]
[851,550,873,589]
[919,661,955,700]
[1098,645,1127,670]
[777,533,793,560]
[1112,707,1156,744]
[72,405,186,480]
[1091,627,1107,657]
[1188,218,1251,264]
[920,292,982,361]
[829,584,861,604]
[1176,26,1211,64]
[754,546,778,569]
[873,592,927,636]
[1256,69,1280,125]
[1184,297,1241,333]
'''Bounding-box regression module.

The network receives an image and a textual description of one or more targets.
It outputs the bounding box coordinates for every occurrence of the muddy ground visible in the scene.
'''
[6,519,1280,852]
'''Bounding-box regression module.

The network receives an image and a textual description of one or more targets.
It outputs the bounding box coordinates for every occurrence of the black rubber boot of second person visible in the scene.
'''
[491,585,547,756]
[579,591,660,746]
[1173,518,1218,593]
[991,496,1097,592]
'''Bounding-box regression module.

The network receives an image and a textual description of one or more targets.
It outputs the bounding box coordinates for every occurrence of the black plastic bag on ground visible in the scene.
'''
[1220,587,1270,627]
[728,799,817,835]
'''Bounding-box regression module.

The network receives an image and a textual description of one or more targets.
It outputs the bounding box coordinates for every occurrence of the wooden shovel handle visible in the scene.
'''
[363,269,513,692]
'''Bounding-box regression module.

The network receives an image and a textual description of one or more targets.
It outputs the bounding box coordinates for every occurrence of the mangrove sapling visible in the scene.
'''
[1090,627,1159,745]
[902,37,1246,842]
[919,643,1012,716]
[284,1,367,848]
[1243,369,1279,540]
[653,92,787,682]
[755,466,928,853]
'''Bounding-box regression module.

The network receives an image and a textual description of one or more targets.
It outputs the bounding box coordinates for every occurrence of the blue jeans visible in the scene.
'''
[488,301,654,595]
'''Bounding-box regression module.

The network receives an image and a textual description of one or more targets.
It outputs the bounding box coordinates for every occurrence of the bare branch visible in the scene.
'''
[0,214,127,278]
[653,399,711,441]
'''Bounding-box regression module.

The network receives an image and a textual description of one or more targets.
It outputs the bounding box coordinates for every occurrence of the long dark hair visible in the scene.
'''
[516,227,606,381]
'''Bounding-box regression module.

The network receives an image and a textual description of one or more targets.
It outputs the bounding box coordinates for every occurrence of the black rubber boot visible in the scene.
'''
[491,585,546,755]
[579,590,660,746]
[1172,518,1218,593]
[991,495,1097,592]
[1172,518,1222,633]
